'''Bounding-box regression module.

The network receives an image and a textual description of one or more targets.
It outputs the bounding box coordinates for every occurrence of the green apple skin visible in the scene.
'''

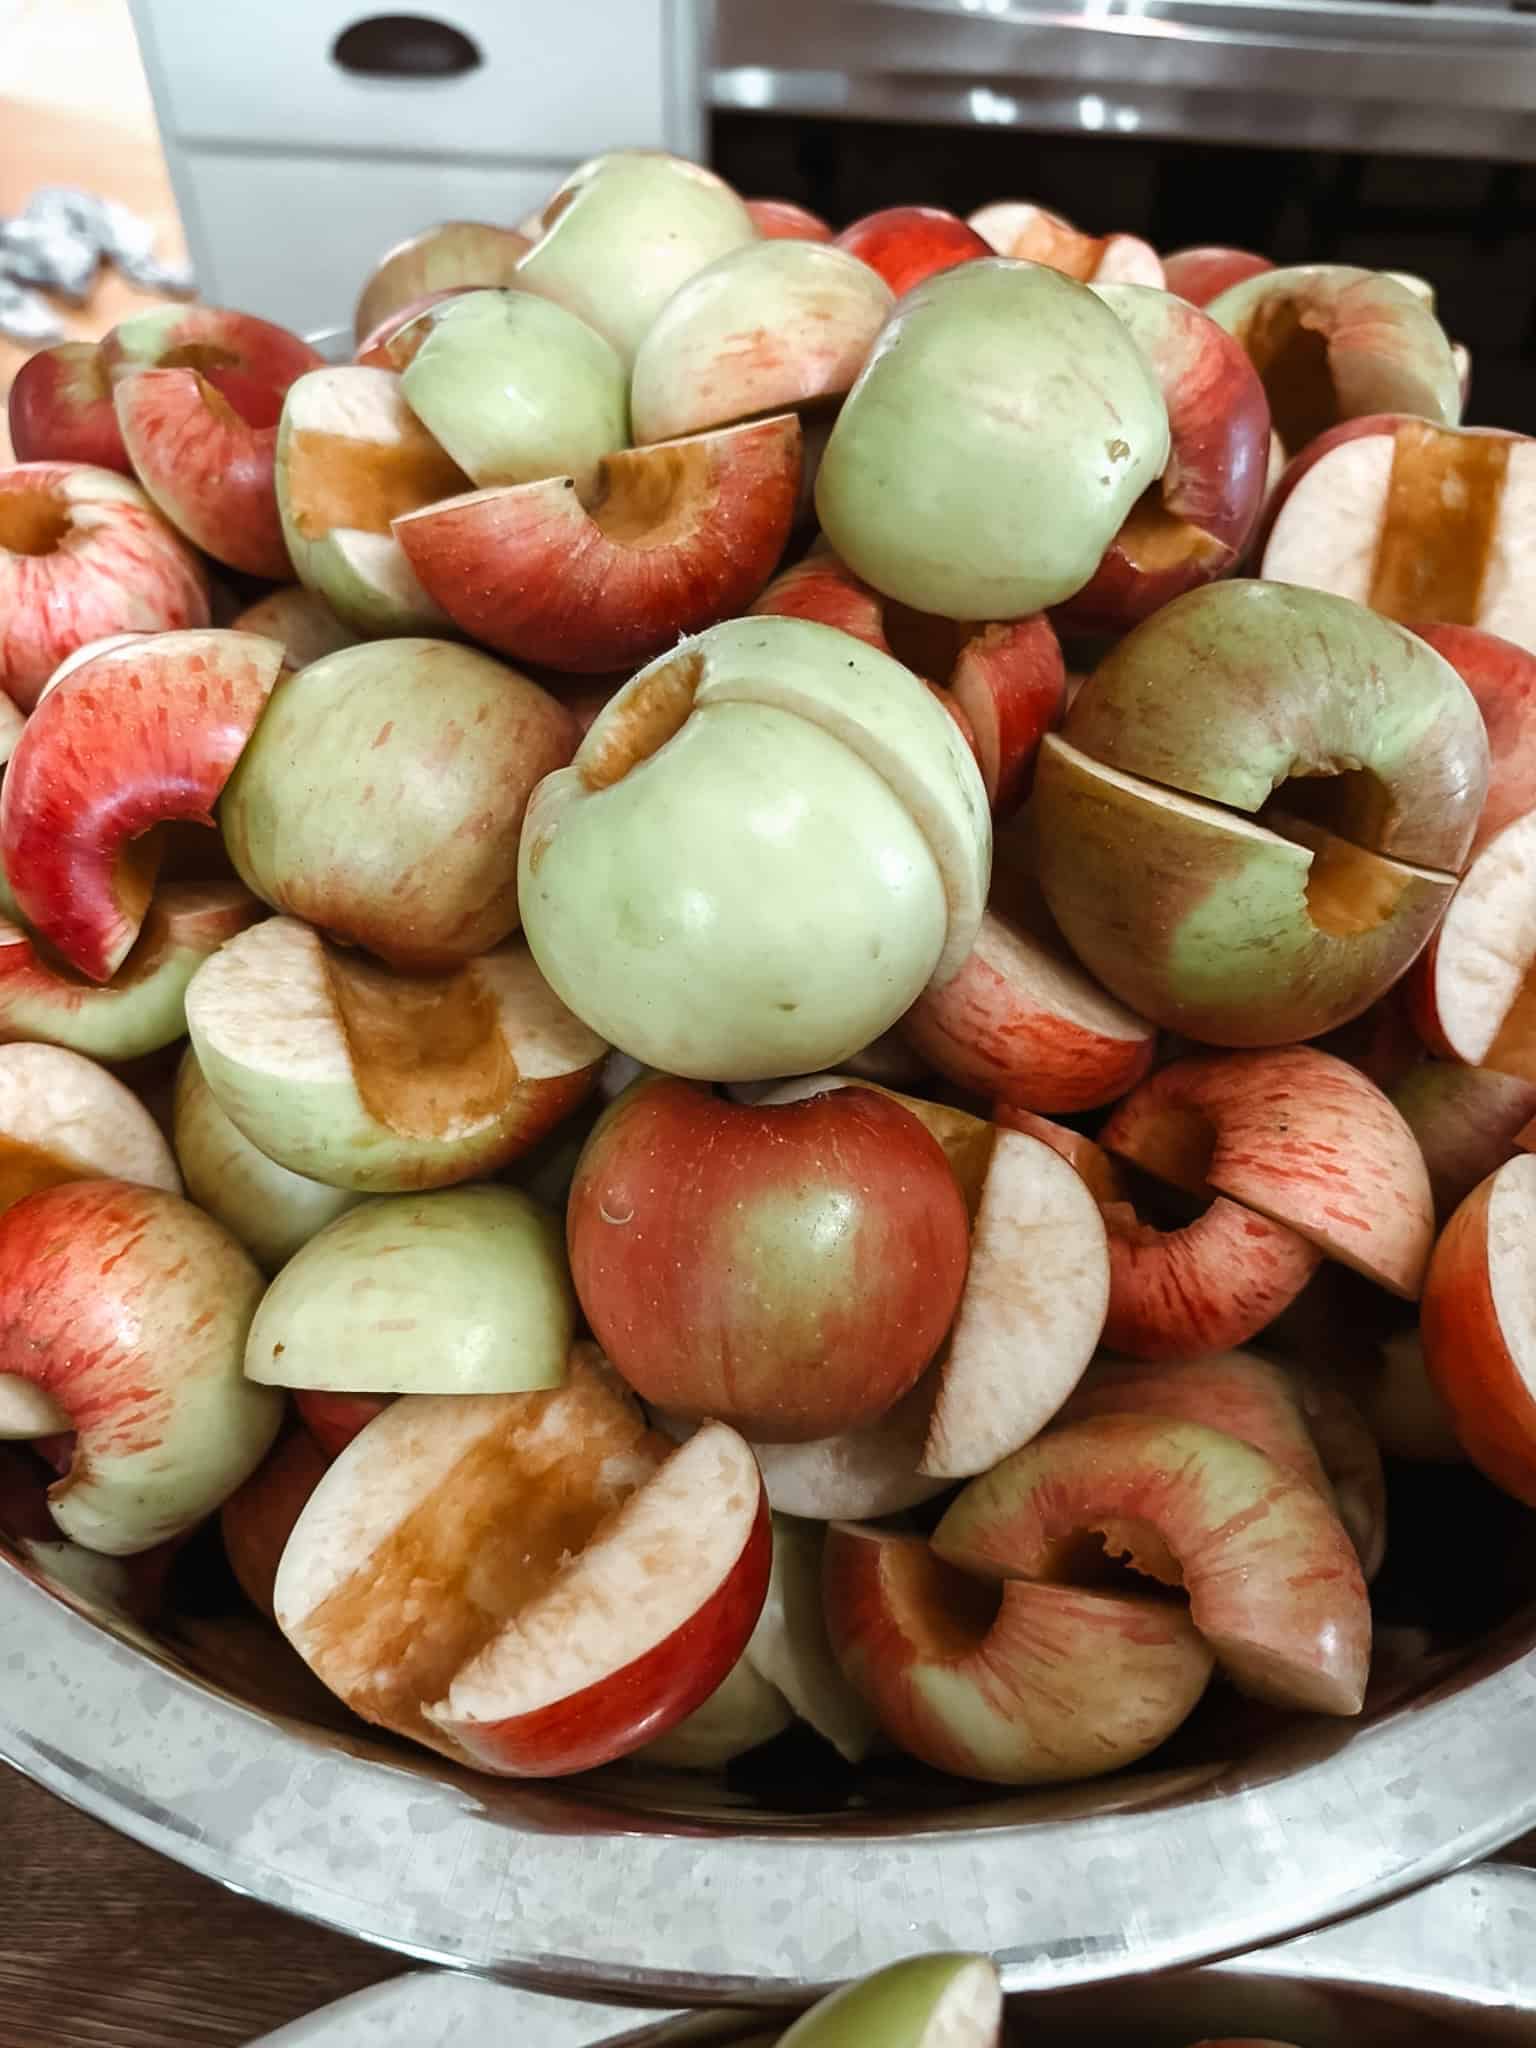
[814,259,1170,618]
[1065,581,1488,871]
[220,638,577,970]
[1033,738,1454,1046]
[399,289,629,489]
[244,1184,573,1395]
[778,1955,1003,2048]
[173,1050,362,1274]
[516,153,756,368]
[518,616,991,1081]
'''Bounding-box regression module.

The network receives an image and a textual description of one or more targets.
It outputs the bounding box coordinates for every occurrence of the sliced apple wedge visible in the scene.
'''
[185,917,606,1192]
[992,1106,1127,1206]
[394,415,802,674]
[114,368,293,579]
[1100,1197,1321,1360]
[1409,811,1536,1081]
[778,1954,1003,2048]
[934,1412,1371,1715]
[823,1523,1211,1784]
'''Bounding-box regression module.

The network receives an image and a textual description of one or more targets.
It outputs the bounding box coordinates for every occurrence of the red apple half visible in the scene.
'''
[1099,1195,1322,1361]
[834,206,992,297]
[7,341,132,474]
[934,1412,1371,1714]
[1411,623,1536,855]
[0,628,283,982]
[100,304,322,427]
[1408,810,1536,1080]
[113,368,292,579]
[394,414,801,675]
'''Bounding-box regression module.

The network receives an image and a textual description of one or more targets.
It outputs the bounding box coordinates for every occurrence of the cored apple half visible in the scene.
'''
[1099,1194,1322,1362]
[6,340,132,473]
[934,1412,1371,1714]
[1410,811,1536,1082]
[394,414,802,674]
[113,368,292,579]
[968,201,1163,287]
[778,1955,1003,2048]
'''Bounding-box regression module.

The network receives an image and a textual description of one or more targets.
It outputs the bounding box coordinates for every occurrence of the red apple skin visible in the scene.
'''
[221,1427,331,1622]
[1411,623,1536,854]
[746,199,834,242]
[1391,1060,1536,1222]
[0,463,211,712]
[394,415,801,675]
[1161,247,1274,308]
[114,369,291,580]
[7,343,131,474]
[992,1106,1128,1206]
[0,629,284,983]
[293,1389,393,1459]
[834,207,992,298]
[567,1078,972,1441]
[1101,1198,1323,1360]
[100,305,323,434]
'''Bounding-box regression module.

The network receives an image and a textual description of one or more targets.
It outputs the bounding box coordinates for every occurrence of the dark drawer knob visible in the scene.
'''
[331,13,483,78]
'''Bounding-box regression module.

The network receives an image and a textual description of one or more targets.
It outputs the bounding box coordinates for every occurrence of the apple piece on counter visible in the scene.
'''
[1206,265,1463,458]
[1260,419,1536,652]
[293,1389,393,1459]
[397,289,628,490]
[172,1049,362,1274]
[517,615,990,1080]
[515,152,756,368]
[274,366,469,637]
[100,304,322,426]
[815,260,1169,619]
[746,198,834,241]
[834,205,992,297]
[1412,623,1536,851]
[1100,1194,1322,1360]
[113,367,292,579]
[230,585,357,669]
[780,1955,1003,2048]
[0,628,283,982]
[220,1426,331,1622]
[823,1523,1211,1783]
[566,1076,970,1440]
[900,906,1156,1114]
[1390,1059,1536,1223]
[7,341,131,473]
[273,1348,669,1760]
[0,879,261,1061]
[993,1106,1128,1206]
[1161,246,1274,307]
[352,220,532,344]
[630,240,893,443]
[220,638,576,970]
[968,202,1163,287]
[640,1649,792,1769]
[186,918,604,1192]
[1055,283,1271,633]
[394,413,801,674]
[746,1513,875,1762]
[247,1183,572,1395]
[934,1412,1371,1714]
[0,462,210,712]
[1102,1047,1436,1298]
[1408,811,1536,1079]
[0,1180,279,1552]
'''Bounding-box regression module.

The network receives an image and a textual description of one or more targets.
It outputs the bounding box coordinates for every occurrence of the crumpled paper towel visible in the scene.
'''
[1,186,195,344]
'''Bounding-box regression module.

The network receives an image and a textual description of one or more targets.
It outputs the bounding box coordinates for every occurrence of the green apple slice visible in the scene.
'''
[778,1954,1002,2048]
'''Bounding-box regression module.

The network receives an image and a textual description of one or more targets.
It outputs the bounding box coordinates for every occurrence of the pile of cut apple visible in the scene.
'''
[2,148,1535,1795]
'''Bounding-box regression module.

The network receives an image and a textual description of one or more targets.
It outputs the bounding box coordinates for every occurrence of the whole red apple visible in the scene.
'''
[834,206,991,297]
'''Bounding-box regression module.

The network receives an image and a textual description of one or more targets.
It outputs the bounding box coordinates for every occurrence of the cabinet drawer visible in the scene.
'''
[130,0,690,162]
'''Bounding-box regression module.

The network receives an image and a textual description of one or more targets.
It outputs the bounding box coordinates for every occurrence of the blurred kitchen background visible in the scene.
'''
[4,0,1536,447]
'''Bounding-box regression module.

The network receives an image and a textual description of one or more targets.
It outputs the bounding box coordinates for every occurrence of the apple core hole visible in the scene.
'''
[882,603,973,684]
[1289,827,1416,940]
[885,1539,1004,1656]
[112,826,167,953]
[1259,765,1393,852]
[0,487,71,557]
[579,649,704,791]
[1114,486,1225,573]
[581,442,707,546]
[1059,1524,1186,1594]
[1243,302,1338,457]
[320,947,517,1139]
[1111,1108,1217,1200]
[158,342,241,378]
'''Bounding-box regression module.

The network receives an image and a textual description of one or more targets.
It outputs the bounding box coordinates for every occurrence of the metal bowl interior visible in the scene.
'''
[5,1454,1536,2003]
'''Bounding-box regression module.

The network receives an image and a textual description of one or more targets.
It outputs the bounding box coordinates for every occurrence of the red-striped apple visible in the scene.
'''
[113,368,292,579]
[1162,246,1274,307]
[1408,811,1536,1079]
[100,304,322,429]
[7,341,131,473]
[1100,1195,1321,1360]
[834,206,991,297]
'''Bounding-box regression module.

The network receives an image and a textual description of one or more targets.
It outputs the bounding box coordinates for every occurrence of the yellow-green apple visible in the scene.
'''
[751,549,1066,816]
[1162,246,1274,307]
[185,917,604,1191]
[629,241,893,443]
[934,1411,1371,1713]
[1054,283,1271,633]
[219,638,576,970]
[823,1523,1211,1783]
[1421,1152,1536,1501]
[100,304,321,427]
[566,1077,971,1440]
[1408,811,1536,1078]
[1035,581,1485,1043]
[516,615,990,1078]
[172,1049,361,1273]
[220,1425,331,1622]
[293,1389,392,1459]
[246,1183,572,1395]
[834,205,992,297]
[1206,266,1462,459]
[1099,1193,1321,1360]
[815,260,1169,618]
[230,586,357,670]
[968,202,1163,287]
[1390,1060,1536,1222]
[396,289,628,490]
[7,341,131,473]
[0,878,261,1060]
[746,198,833,241]
[274,366,468,637]
[514,152,756,367]
[393,413,801,674]
[1101,1046,1436,1297]
[1260,419,1536,652]
[0,628,283,982]
[900,906,1156,1113]
[992,1104,1127,1206]
[0,1179,280,1552]
[1412,624,1536,851]
[0,462,209,711]
[641,1649,791,1769]
[352,220,532,344]
[745,1512,875,1761]
[779,1955,1003,2048]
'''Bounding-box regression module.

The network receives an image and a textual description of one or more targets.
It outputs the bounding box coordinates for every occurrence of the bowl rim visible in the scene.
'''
[4,1550,1536,2004]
